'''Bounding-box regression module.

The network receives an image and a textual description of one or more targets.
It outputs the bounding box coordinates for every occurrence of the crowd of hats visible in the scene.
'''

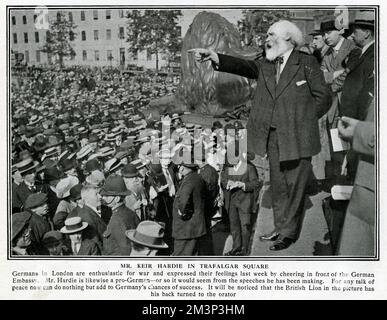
[11,64,248,210]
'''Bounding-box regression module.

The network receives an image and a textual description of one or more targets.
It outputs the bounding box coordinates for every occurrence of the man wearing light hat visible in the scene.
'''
[14,158,42,210]
[101,175,140,255]
[126,220,168,256]
[61,217,100,256]
[341,9,375,120]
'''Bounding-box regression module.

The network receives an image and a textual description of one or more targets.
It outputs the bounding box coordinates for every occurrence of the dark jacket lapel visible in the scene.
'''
[260,61,276,99]
[275,50,301,98]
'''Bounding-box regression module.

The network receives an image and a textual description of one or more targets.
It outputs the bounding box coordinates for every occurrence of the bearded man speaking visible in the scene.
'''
[189,20,331,251]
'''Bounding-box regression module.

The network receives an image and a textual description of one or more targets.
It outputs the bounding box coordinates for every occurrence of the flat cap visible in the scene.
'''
[25,192,48,209]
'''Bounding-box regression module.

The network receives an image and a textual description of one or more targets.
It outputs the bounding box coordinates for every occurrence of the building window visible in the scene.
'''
[46,31,50,41]
[23,15,27,24]
[12,16,16,25]
[80,11,85,21]
[106,10,111,19]
[81,31,86,41]
[68,12,73,22]
[36,50,41,63]
[82,50,87,61]
[13,33,17,44]
[24,50,29,63]
[147,49,152,61]
[69,31,74,41]
[24,32,28,44]
[94,30,99,41]
[119,10,124,18]
[119,27,125,39]
[35,32,39,43]
[106,29,111,40]
[94,50,100,61]
[107,50,113,61]
[93,10,98,20]
[33,15,37,23]
[57,12,61,21]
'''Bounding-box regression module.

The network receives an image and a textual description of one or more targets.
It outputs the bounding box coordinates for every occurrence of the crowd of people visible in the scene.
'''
[11,57,261,256]
[11,9,375,257]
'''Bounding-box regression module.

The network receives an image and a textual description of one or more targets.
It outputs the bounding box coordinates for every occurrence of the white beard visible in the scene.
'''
[265,40,292,61]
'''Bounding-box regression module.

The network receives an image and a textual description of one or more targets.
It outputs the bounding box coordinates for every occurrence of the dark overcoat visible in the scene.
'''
[221,161,261,215]
[340,43,374,120]
[77,205,107,248]
[172,172,206,240]
[103,204,139,256]
[217,50,332,162]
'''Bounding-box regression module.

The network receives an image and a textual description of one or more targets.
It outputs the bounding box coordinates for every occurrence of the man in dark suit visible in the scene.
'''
[190,20,331,250]
[76,185,107,250]
[221,153,261,255]
[101,175,139,256]
[341,10,375,120]
[14,158,42,210]
[172,163,207,256]
[24,192,51,255]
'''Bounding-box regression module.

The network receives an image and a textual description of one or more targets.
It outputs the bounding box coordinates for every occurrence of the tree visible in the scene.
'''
[41,11,77,68]
[126,10,182,72]
[237,9,292,47]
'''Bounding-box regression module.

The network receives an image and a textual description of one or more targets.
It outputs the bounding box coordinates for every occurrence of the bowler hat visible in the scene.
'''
[85,158,101,173]
[125,220,168,249]
[320,19,343,33]
[69,184,82,201]
[42,231,63,248]
[100,175,132,196]
[121,164,140,178]
[25,192,48,209]
[12,211,31,241]
[44,166,64,182]
[60,217,88,234]
[60,158,75,172]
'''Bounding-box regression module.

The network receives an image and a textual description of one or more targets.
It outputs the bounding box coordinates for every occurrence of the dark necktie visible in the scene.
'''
[275,56,284,84]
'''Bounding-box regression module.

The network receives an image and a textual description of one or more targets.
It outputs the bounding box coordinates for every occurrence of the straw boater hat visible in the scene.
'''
[104,158,124,173]
[125,220,168,249]
[16,158,39,175]
[350,9,375,30]
[76,145,93,160]
[28,114,43,126]
[60,217,88,234]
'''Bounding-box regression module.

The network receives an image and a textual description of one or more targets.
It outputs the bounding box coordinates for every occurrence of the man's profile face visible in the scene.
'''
[265,25,289,61]
[24,171,36,184]
[324,30,341,47]
[351,28,370,48]
[312,35,325,50]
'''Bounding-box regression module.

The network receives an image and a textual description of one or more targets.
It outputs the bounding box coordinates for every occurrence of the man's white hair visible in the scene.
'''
[271,20,305,48]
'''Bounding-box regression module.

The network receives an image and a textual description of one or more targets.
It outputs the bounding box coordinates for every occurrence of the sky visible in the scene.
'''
[180,9,243,37]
